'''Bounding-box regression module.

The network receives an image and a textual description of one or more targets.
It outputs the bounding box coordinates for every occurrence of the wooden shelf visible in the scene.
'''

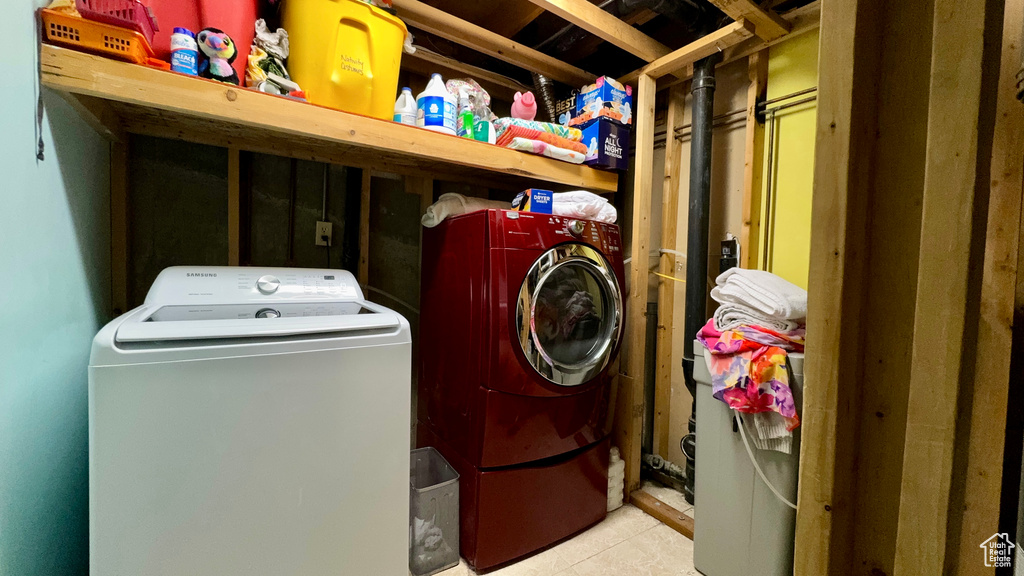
[40,45,618,192]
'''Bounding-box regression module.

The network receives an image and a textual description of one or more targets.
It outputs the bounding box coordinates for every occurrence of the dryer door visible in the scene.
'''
[516,243,623,386]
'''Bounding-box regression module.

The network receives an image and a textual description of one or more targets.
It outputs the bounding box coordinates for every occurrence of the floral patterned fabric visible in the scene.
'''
[697,319,800,431]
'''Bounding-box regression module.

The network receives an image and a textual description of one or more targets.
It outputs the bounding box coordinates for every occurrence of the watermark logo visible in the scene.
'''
[980,533,1014,568]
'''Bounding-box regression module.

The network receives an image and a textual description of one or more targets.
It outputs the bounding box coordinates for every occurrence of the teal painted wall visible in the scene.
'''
[0,3,111,575]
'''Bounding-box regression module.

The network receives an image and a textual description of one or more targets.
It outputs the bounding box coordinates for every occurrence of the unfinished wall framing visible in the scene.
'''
[45,1,1023,570]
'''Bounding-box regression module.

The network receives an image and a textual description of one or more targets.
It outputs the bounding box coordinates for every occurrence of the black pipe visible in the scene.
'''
[681,52,721,505]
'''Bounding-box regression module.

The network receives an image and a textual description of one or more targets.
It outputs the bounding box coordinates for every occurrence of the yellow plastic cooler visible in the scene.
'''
[283,0,408,120]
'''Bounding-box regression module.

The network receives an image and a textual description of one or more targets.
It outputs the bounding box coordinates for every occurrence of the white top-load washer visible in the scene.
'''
[89,266,410,576]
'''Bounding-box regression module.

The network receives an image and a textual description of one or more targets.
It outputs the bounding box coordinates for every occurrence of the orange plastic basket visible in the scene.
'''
[41,9,154,65]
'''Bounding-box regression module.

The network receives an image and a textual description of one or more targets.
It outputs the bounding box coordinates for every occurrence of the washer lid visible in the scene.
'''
[114,300,401,343]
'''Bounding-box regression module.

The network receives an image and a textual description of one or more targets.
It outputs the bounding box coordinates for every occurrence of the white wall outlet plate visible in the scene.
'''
[315,221,333,247]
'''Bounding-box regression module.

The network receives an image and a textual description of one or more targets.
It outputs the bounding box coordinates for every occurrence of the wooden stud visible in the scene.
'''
[794,0,878,572]
[358,170,372,287]
[392,0,595,86]
[617,73,657,497]
[110,141,129,314]
[227,148,241,266]
[40,45,617,193]
[653,84,687,458]
[704,0,791,41]
[954,0,1024,570]
[740,50,768,269]
[521,0,671,61]
[893,0,1000,571]
[622,20,755,82]
[629,490,694,539]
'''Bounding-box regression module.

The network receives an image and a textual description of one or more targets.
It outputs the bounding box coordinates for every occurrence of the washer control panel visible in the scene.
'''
[497,210,622,257]
[144,267,362,305]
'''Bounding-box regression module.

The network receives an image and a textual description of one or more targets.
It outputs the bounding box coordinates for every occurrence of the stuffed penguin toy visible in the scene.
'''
[197,28,239,85]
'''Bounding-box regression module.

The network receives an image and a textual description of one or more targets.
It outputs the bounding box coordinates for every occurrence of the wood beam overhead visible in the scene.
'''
[621,20,755,82]
[492,4,546,37]
[402,46,533,101]
[392,0,595,86]
[705,0,791,41]
[626,1,819,89]
[521,0,671,61]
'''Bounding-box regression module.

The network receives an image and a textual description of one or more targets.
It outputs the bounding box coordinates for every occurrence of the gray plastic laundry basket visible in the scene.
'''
[410,447,460,576]
[692,341,804,576]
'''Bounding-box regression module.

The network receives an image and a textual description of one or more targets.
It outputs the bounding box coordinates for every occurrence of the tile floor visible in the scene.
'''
[434,482,697,576]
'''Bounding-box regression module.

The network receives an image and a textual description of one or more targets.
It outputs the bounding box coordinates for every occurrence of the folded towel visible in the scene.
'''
[506,137,585,164]
[551,190,617,223]
[494,117,583,142]
[420,193,508,228]
[496,125,588,154]
[714,303,801,333]
[711,268,807,321]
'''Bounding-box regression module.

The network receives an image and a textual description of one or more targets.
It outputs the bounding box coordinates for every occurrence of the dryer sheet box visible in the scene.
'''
[512,188,553,214]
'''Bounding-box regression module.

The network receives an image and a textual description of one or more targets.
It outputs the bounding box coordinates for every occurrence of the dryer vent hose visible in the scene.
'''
[532,72,559,124]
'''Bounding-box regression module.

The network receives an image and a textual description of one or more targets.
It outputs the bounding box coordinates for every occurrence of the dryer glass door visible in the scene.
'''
[517,244,623,386]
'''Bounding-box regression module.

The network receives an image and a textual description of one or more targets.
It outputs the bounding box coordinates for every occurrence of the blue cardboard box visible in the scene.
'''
[574,76,633,126]
[512,188,554,213]
[581,117,630,171]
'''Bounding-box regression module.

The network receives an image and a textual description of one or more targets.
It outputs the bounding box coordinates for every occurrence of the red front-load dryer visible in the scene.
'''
[418,209,625,571]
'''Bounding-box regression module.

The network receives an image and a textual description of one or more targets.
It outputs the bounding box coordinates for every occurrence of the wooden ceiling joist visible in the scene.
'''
[392,0,595,87]
[705,0,791,41]
[522,0,671,61]
[620,19,755,83]
[618,1,819,87]
[403,46,532,101]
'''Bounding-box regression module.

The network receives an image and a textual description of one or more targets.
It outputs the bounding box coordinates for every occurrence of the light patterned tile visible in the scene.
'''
[430,558,473,576]
[550,517,628,566]
[640,481,693,515]
[486,548,571,576]
[571,539,677,576]
[603,504,662,540]
[629,524,695,573]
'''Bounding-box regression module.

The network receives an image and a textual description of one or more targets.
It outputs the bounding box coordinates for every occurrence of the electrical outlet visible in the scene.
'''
[315,221,333,247]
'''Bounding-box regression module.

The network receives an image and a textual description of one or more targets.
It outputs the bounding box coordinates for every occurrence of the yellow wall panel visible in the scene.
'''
[757,30,819,289]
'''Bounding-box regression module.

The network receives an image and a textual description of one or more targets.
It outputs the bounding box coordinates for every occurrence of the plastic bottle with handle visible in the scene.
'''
[417,73,456,135]
[393,87,417,125]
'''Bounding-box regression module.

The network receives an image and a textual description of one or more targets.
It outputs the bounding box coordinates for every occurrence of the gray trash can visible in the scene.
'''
[692,341,803,576]
[410,447,460,576]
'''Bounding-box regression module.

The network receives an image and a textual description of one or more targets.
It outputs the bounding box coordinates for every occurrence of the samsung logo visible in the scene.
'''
[187,273,218,278]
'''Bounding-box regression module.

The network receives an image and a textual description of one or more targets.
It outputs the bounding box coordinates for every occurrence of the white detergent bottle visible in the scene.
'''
[394,87,417,125]
[417,73,456,135]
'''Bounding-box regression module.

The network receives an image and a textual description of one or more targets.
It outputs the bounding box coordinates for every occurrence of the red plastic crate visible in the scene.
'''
[76,0,157,45]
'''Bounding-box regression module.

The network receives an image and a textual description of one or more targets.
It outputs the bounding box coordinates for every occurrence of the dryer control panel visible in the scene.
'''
[494,210,623,258]
[144,267,362,305]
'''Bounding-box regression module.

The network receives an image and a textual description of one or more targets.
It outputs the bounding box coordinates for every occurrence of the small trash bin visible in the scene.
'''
[692,341,804,576]
[410,447,460,576]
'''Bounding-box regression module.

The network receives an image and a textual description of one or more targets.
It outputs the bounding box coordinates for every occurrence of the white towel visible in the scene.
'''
[714,303,801,333]
[711,268,807,321]
[420,193,508,228]
[552,190,617,223]
[750,412,793,454]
